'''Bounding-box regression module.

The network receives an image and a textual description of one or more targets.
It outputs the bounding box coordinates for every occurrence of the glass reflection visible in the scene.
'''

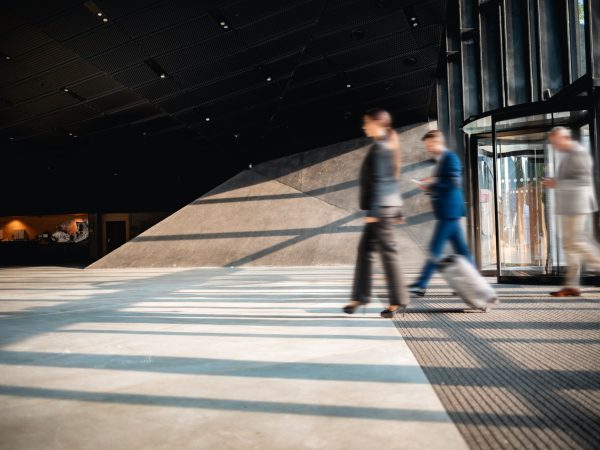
[496,132,554,275]
[477,139,496,271]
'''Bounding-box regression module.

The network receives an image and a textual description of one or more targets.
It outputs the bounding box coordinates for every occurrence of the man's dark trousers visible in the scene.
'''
[414,218,473,289]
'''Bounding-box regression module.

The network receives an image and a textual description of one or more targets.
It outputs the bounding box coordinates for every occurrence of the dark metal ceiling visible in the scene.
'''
[0,0,446,214]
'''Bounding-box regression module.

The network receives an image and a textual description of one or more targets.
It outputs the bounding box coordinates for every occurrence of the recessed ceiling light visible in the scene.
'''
[350,29,365,40]
[205,117,211,122]
[68,132,73,136]
[211,10,230,30]
[9,136,14,140]
[73,135,78,138]
[85,1,107,22]
[404,6,419,28]
[4,55,10,61]
[337,71,352,89]
[144,58,169,79]
[266,76,272,82]
[60,87,86,101]
[403,56,418,66]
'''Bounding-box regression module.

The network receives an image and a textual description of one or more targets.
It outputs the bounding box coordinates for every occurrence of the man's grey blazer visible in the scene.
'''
[555,144,599,215]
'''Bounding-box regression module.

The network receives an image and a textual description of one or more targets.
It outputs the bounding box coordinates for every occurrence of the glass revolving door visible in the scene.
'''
[496,133,555,276]
[465,108,594,282]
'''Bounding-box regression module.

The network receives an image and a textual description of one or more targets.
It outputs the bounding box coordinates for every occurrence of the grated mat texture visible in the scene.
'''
[392,283,600,450]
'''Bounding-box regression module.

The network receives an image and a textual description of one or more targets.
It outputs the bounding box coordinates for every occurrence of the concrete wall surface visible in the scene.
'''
[89,122,438,268]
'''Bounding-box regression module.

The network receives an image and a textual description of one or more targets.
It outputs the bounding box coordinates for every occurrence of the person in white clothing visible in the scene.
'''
[542,126,600,296]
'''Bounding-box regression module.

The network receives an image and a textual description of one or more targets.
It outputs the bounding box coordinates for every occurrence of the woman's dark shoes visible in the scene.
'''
[343,300,368,315]
[408,283,426,297]
[380,305,408,318]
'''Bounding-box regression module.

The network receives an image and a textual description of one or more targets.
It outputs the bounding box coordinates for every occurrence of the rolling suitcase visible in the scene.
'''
[438,254,498,311]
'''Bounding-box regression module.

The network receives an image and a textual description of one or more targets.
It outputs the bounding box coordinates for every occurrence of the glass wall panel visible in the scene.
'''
[461,35,481,119]
[480,1,503,110]
[528,0,540,101]
[539,0,568,95]
[463,115,492,135]
[437,77,450,137]
[447,2,465,155]
[578,123,590,148]
[460,0,477,28]
[505,0,530,105]
[568,0,588,79]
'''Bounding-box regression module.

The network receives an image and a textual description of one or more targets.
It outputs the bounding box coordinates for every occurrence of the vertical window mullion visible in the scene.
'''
[459,0,481,119]
[479,0,503,111]
[538,0,569,97]
[498,0,508,108]
[505,0,532,105]
[529,0,542,102]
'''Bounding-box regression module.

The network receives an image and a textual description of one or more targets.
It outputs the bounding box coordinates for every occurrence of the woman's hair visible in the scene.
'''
[364,108,401,178]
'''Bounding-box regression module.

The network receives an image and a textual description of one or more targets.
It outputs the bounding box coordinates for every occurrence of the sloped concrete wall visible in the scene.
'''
[89,122,438,268]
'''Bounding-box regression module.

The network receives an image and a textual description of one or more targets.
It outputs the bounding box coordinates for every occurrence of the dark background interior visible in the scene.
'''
[0,0,445,215]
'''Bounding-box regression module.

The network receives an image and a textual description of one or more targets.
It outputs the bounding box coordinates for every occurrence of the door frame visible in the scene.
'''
[467,134,497,276]
[101,213,129,256]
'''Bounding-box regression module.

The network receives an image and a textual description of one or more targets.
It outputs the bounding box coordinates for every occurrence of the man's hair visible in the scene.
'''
[421,129,445,141]
[549,126,572,138]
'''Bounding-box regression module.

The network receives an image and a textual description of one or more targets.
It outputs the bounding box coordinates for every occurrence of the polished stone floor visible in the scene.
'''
[0,266,467,450]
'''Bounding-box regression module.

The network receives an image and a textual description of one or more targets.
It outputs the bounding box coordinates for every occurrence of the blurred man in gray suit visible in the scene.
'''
[543,126,600,296]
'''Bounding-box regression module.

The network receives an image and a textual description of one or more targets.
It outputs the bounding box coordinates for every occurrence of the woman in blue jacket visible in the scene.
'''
[343,108,410,318]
